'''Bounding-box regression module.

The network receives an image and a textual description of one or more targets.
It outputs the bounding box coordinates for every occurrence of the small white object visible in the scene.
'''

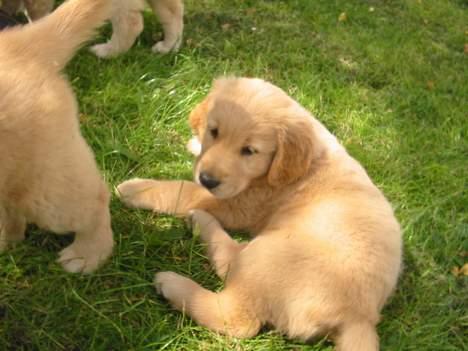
[187,136,202,156]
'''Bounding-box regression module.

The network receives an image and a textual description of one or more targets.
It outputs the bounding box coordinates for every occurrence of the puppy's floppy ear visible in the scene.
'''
[268,118,321,187]
[189,76,235,135]
[189,96,212,138]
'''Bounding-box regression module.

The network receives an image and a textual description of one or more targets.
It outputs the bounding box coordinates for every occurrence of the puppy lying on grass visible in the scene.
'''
[117,77,402,350]
[0,0,114,273]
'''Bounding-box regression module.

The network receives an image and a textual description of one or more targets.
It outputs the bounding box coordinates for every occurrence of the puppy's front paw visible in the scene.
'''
[116,178,158,210]
[154,271,197,311]
[90,43,117,59]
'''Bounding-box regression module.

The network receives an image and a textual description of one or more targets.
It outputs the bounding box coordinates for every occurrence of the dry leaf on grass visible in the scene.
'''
[79,113,89,123]
[246,8,257,15]
[451,263,468,277]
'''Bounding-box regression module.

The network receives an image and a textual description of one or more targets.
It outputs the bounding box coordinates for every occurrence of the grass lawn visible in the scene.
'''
[1,0,467,349]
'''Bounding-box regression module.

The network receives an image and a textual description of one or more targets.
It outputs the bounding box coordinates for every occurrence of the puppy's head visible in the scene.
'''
[189,77,320,198]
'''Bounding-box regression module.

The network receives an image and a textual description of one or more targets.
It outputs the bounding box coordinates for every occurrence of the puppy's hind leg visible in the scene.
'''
[189,209,247,279]
[154,272,261,338]
[57,193,113,274]
[36,137,114,273]
[90,0,144,58]
[149,0,184,53]
[0,207,26,253]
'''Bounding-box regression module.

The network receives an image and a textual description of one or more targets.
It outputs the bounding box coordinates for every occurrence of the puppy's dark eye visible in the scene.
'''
[210,128,218,139]
[241,146,256,156]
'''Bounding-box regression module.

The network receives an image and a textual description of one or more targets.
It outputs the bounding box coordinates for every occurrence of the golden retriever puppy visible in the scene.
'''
[117,78,402,350]
[90,0,183,58]
[0,0,114,273]
[0,0,54,20]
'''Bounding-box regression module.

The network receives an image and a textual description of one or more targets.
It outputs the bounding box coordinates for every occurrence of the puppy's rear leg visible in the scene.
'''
[154,272,261,338]
[38,137,114,273]
[149,0,184,53]
[190,210,246,279]
[0,207,26,253]
[57,192,113,274]
[90,7,144,58]
[58,223,113,274]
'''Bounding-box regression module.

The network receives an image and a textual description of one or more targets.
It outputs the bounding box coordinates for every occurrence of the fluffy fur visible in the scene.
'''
[0,0,114,273]
[90,0,183,58]
[117,77,402,350]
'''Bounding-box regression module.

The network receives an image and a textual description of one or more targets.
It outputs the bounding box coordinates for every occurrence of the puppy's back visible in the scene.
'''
[0,0,111,197]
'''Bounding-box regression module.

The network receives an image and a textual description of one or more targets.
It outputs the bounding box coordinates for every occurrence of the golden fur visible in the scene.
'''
[0,0,114,273]
[90,0,183,58]
[117,77,402,350]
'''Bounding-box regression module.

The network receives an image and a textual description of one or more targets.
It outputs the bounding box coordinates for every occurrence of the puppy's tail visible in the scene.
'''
[335,321,379,351]
[10,0,111,71]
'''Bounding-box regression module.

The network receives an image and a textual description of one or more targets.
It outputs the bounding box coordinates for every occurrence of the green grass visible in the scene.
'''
[1,0,467,349]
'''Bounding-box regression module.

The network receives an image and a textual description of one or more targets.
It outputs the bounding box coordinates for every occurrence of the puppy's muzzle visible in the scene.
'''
[199,172,221,190]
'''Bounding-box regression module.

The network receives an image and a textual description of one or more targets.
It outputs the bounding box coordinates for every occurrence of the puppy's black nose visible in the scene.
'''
[199,172,220,190]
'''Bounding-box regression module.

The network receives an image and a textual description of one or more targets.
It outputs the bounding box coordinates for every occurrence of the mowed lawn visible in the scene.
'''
[1,0,467,350]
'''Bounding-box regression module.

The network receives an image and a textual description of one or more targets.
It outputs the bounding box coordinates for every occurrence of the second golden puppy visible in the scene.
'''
[91,0,184,58]
[0,0,114,273]
[117,78,402,350]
